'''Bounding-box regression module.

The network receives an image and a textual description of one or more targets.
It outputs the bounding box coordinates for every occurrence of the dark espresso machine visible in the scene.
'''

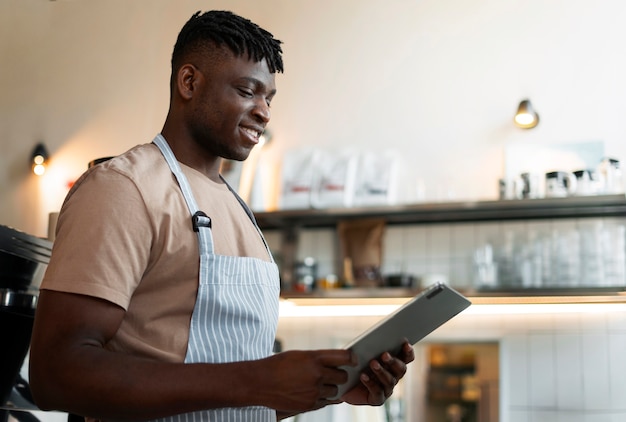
[0,225,52,421]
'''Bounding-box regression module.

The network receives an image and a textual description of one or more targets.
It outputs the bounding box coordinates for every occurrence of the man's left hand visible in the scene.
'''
[341,341,415,406]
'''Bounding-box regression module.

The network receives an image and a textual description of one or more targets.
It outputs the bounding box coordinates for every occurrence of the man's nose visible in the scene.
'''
[253,100,271,123]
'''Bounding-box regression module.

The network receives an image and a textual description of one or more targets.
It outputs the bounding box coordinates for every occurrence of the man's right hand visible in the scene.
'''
[256,349,356,414]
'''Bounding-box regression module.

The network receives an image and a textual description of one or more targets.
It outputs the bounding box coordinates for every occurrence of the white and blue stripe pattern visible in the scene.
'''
[153,135,280,422]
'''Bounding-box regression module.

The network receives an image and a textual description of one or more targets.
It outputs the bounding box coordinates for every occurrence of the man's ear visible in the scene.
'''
[176,64,199,100]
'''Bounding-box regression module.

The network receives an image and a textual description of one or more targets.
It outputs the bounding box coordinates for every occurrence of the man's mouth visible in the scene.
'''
[242,127,261,141]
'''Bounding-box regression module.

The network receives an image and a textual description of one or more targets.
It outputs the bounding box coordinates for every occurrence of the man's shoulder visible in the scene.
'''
[90,143,173,188]
[67,142,172,204]
[105,142,165,177]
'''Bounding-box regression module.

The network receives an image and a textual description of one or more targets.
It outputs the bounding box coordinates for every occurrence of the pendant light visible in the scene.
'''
[514,99,539,129]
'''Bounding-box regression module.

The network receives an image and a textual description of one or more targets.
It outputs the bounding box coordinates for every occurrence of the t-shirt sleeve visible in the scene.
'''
[41,166,152,310]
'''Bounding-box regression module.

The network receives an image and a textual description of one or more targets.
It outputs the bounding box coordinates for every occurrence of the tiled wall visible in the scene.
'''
[268,216,626,422]
[501,308,626,422]
[264,216,626,291]
[276,304,626,422]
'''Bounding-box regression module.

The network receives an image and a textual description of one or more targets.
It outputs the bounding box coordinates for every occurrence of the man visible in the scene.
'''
[29,10,414,421]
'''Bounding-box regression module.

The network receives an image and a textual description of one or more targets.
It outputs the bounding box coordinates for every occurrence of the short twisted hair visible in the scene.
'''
[171,10,284,76]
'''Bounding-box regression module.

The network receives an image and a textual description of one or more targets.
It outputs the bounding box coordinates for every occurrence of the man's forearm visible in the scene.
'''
[31,348,263,420]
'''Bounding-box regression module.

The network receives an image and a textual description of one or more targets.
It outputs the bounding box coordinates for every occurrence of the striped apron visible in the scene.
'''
[153,134,280,422]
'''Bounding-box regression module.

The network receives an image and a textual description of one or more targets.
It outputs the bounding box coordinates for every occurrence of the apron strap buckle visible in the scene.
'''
[192,211,211,232]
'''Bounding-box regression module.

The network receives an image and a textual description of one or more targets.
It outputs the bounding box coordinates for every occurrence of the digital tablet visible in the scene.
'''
[333,282,471,399]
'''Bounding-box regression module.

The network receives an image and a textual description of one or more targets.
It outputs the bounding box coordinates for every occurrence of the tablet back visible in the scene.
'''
[335,282,471,399]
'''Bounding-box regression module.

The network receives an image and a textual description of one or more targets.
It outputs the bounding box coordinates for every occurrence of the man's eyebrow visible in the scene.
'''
[239,77,277,95]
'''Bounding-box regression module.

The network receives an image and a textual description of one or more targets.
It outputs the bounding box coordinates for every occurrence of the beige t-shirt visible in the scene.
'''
[41,142,271,362]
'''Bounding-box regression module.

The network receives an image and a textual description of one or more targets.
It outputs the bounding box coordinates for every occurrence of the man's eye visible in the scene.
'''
[238,88,254,98]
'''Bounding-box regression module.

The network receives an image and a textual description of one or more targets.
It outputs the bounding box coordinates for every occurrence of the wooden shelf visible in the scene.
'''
[261,195,626,300]
[256,194,626,229]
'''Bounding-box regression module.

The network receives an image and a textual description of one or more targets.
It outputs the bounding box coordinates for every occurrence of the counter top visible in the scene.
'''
[280,286,626,305]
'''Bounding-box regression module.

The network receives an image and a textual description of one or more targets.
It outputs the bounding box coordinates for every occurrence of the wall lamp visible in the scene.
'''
[514,99,540,129]
[31,142,49,176]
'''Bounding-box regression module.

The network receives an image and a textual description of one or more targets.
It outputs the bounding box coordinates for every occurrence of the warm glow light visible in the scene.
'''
[279,300,399,317]
[278,299,626,318]
[513,99,539,129]
[514,113,535,126]
[33,163,46,176]
[464,302,626,315]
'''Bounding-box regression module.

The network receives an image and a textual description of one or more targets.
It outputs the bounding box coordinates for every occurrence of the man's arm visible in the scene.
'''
[29,290,354,420]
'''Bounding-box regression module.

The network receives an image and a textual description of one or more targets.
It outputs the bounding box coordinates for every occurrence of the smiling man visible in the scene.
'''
[28,10,414,422]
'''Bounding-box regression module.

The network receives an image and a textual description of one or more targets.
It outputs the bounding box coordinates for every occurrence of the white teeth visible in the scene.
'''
[243,128,259,138]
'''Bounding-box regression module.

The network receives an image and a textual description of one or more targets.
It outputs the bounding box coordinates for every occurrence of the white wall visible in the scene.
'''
[2,0,626,236]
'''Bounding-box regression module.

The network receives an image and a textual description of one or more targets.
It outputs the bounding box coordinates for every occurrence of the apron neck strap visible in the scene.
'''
[153,134,200,217]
